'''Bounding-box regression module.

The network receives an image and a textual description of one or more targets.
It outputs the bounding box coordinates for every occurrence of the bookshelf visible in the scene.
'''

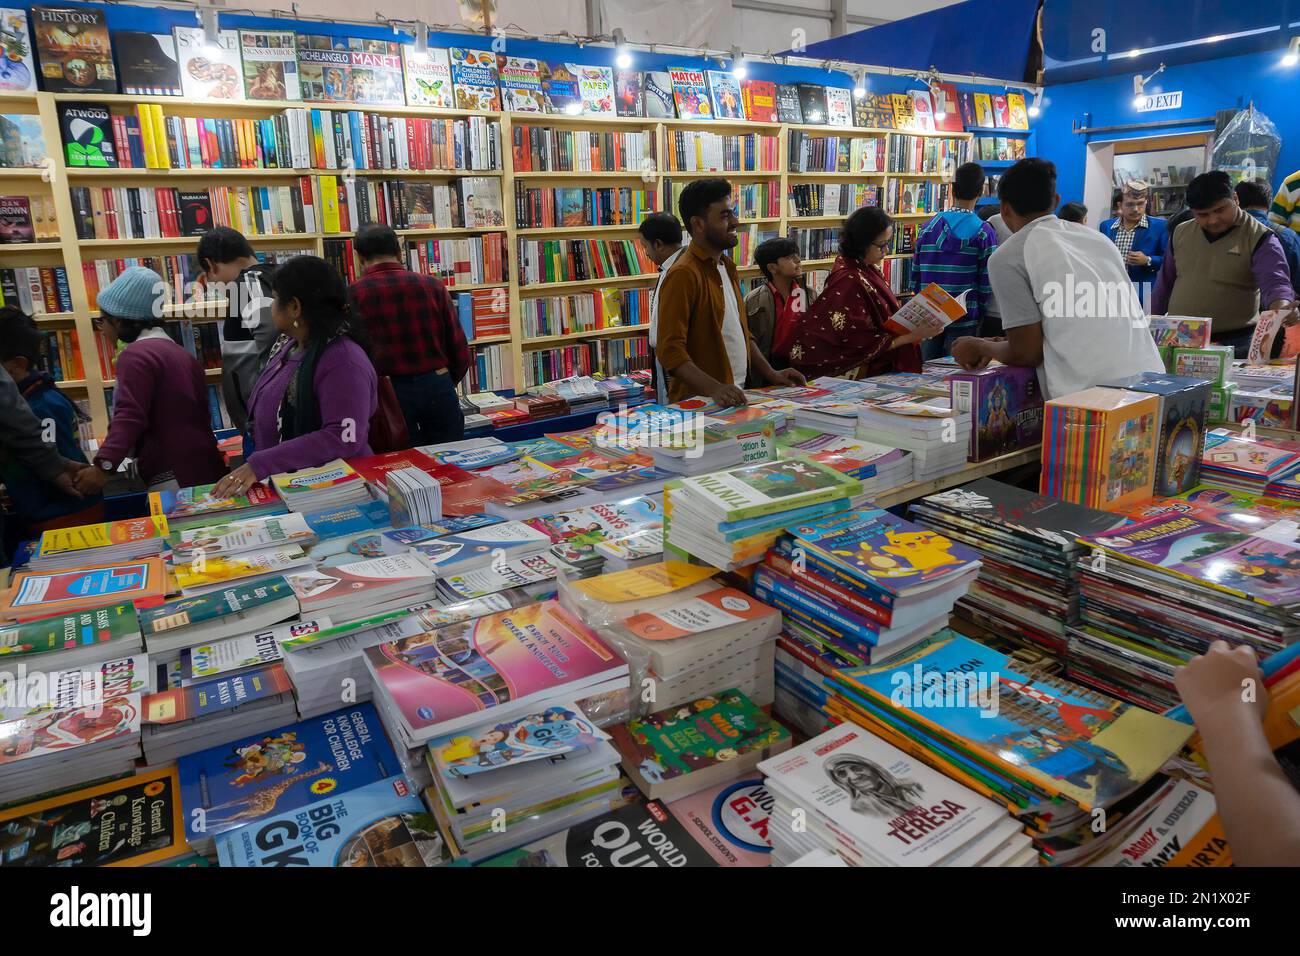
[3,87,971,434]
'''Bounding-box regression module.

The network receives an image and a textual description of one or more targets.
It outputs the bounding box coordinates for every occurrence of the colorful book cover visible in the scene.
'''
[536,60,578,114]
[144,664,293,725]
[0,8,37,92]
[643,70,676,118]
[991,93,1011,127]
[449,47,500,111]
[31,5,115,93]
[775,83,803,124]
[173,546,308,594]
[576,64,615,115]
[37,515,166,561]
[428,701,607,778]
[295,33,349,101]
[0,766,188,867]
[1,559,167,621]
[853,91,895,129]
[0,693,139,769]
[0,602,138,663]
[890,92,916,131]
[401,46,454,107]
[286,554,436,611]
[436,552,563,599]
[612,69,643,116]
[496,54,545,113]
[740,79,777,123]
[271,459,363,498]
[347,449,438,488]
[1117,374,1210,497]
[824,87,853,127]
[948,364,1044,462]
[149,482,281,525]
[612,690,789,785]
[958,91,977,127]
[908,89,936,132]
[363,600,624,735]
[215,775,445,867]
[137,576,295,636]
[918,478,1125,546]
[1148,315,1212,348]
[167,513,312,558]
[458,175,504,227]
[796,83,827,124]
[407,521,551,575]
[665,776,773,865]
[239,29,299,101]
[56,101,114,167]
[835,631,1194,812]
[178,704,400,844]
[669,67,712,120]
[114,31,181,97]
[173,26,244,100]
[1005,91,1030,130]
[680,457,861,521]
[0,112,44,167]
[346,37,404,105]
[180,629,283,684]
[706,70,744,120]
[0,651,148,720]
[527,497,663,565]
[973,92,995,128]
[931,81,965,131]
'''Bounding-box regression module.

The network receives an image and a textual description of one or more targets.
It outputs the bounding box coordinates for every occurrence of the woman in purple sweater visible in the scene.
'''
[213,256,377,498]
[74,267,226,495]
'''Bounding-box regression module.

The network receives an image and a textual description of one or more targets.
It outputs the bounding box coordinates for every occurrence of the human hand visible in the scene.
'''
[768,367,807,387]
[1173,640,1269,730]
[710,383,748,408]
[212,463,261,499]
[950,336,991,370]
[1125,251,1149,267]
[71,463,110,496]
[53,461,87,499]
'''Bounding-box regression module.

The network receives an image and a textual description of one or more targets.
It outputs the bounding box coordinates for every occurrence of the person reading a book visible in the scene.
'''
[911,162,999,359]
[1174,641,1300,866]
[746,237,812,384]
[655,179,805,407]
[212,256,377,499]
[72,267,227,497]
[196,227,282,432]
[950,158,1164,399]
[640,212,685,404]
[1100,179,1167,308]
[348,224,470,446]
[1151,171,1296,357]
[787,206,938,380]
[0,307,103,537]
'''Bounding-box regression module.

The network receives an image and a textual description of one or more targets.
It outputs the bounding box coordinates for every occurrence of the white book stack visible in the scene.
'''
[387,466,445,527]
[172,545,315,597]
[857,397,971,483]
[649,438,745,476]
[287,554,440,624]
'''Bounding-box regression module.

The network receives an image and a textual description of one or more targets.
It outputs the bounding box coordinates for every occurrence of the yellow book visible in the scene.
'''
[150,105,167,167]
[134,105,155,168]
[319,174,340,233]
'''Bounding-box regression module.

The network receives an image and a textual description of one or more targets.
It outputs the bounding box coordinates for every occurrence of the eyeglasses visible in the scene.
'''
[869,240,891,251]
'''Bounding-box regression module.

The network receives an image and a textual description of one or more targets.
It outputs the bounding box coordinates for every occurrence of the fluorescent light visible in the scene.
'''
[731,46,747,79]
[414,21,429,56]
[1028,89,1042,117]
[613,27,632,69]
[1284,37,1300,66]
[853,70,867,98]
[199,5,221,54]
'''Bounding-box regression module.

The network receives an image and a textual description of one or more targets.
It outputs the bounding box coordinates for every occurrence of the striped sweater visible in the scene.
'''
[910,209,998,327]
[1269,169,1300,234]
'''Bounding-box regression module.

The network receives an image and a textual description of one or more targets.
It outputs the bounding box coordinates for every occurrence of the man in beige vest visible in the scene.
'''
[1151,171,1296,357]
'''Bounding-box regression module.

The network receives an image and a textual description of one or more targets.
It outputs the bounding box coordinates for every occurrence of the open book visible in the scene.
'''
[884,283,968,337]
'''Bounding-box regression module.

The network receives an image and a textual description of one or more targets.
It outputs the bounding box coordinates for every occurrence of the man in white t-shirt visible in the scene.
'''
[655,178,805,407]
[639,212,685,405]
[951,158,1163,400]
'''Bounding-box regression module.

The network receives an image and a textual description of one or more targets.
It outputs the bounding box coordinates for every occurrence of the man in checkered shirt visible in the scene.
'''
[1100,180,1168,309]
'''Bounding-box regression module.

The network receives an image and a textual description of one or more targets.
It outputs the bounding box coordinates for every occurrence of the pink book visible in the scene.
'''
[666,776,774,866]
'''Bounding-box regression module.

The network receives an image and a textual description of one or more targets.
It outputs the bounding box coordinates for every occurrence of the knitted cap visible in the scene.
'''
[97,266,166,321]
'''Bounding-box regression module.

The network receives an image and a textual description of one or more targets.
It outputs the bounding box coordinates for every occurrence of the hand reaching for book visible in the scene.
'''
[212,463,260,500]
[1173,640,1268,730]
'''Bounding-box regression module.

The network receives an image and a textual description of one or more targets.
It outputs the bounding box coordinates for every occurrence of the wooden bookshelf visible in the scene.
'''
[18,88,972,432]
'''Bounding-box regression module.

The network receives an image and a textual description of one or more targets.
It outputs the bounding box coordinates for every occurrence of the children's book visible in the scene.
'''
[643,70,676,118]
[665,776,774,866]
[992,92,1011,127]
[575,64,615,115]
[676,457,862,521]
[1005,91,1030,130]
[738,79,777,123]
[948,363,1044,462]
[401,46,454,107]
[428,701,608,778]
[449,47,500,110]
[973,92,995,128]
[496,55,545,112]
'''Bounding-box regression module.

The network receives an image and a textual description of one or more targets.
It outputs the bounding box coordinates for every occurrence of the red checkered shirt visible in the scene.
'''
[348,260,471,381]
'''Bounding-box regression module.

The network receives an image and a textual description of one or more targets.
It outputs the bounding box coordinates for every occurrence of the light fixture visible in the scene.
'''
[1283,36,1300,66]
[413,21,429,55]
[852,69,867,98]
[731,46,747,79]
[199,5,221,55]
[1132,63,1164,108]
[613,27,632,69]
[1028,88,1043,117]
[565,100,583,115]
[1127,48,1141,58]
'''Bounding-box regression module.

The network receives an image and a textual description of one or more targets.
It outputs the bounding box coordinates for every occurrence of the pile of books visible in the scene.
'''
[27,516,168,571]
[512,393,569,423]
[664,457,863,570]
[909,479,1125,656]
[386,467,445,526]
[149,483,286,532]
[777,427,914,495]
[1039,387,1158,510]
[856,395,969,483]
[171,544,314,597]
[302,500,394,559]
[0,557,169,622]
[540,376,608,415]
[137,576,301,656]
[1198,428,1300,495]
[287,553,439,623]
[270,459,372,513]
[525,496,664,573]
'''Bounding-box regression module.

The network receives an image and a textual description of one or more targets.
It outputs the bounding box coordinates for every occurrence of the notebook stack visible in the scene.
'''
[663,457,864,570]
[27,516,169,571]
[287,553,439,623]
[909,479,1126,656]
[856,395,970,483]
[270,459,372,513]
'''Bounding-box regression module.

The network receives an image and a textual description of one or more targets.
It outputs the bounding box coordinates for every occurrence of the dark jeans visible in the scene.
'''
[391,369,464,447]
[1212,326,1257,360]
[922,320,981,361]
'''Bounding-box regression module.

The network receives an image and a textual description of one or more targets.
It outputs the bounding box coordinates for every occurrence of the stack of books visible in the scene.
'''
[664,458,863,570]
[27,516,168,571]
[434,551,567,603]
[419,437,518,470]
[525,496,664,573]
[166,512,316,561]
[423,702,627,863]
[909,479,1125,656]
[1039,387,1159,510]
[856,395,970,483]
[540,377,608,415]
[0,558,169,622]
[760,725,1032,867]
[0,602,143,676]
[386,467,445,527]
[171,545,314,597]
[302,500,394,559]
[270,460,372,513]
[513,393,569,422]
[148,483,286,532]
[137,577,301,658]
[287,553,439,623]
[1198,428,1300,494]
[777,427,914,493]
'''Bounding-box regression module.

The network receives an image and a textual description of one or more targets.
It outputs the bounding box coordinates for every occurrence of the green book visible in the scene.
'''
[136,575,297,649]
[0,603,139,667]
[677,456,862,522]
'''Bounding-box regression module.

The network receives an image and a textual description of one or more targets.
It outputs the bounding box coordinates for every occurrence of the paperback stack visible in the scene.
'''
[149,483,286,532]
[171,545,314,596]
[856,395,970,483]
[1071,513,1300,709]
[136,576,301,658]
[0,559,169,622]
[28,516,168,571]
[541,377,607,415]
[526,496,664,572]
[167,512,316,560]
[434,551,567,603]
[908,479,1126,655]
[759,725,1032,867]
[303,500,394,560]
[419,437,516,470]
[0,602,143,675]
[270,459,372,513]
[287,553,439,623]
[386,467,445,527]
[1039,387,1159,510]
[423,702,627,862]
[664,457,864,569]
[514,393,569,422]
[1198,428,1300,494]
[777,426,914,493]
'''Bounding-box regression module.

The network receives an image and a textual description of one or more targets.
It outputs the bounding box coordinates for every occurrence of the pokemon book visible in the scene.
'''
[178,704,400,845]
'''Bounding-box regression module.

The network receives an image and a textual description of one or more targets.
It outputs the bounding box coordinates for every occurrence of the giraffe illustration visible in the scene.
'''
[205,762,332,826]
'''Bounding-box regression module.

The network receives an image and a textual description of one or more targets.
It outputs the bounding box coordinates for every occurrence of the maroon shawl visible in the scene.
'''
[788,255,921,379]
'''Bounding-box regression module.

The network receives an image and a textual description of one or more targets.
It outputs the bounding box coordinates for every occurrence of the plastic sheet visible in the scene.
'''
[1211,107,1281,187]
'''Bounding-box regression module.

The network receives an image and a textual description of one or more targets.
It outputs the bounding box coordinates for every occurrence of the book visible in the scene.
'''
[611,689,791,801]
[401,46,454,107]
[740,79,777,123]
[669,67,712,120]
[931,81,965,132]
[295,33,349,101]
[889,92,916,130]
[0,8,37,92]
[0,113,45,167]
[57,101,115,167]
[173,26,244,100]
[31,5,115,93]
[179,190,214,235]
[707,70,744,120]
[0,602,140,669]
[179,628,284,684]
[1005,91,1030,130]
[854,91,895,129]
[908,89,936,132]
[643,70,676,118]
[0,193,34,243]
[346,38,404,105]
[113,31,181,97]
[143,663,294,725]
[992,92,1011,127]
[0,766,189,867]
[32,515,167,569]
[1039,387,1159,510]
[538,60,581,114]
[136,576,300,650]
[1,559,168,622]
[148,482,284,532]
[449,47,500,111]
[775,83,803,124]
[239,29,299,101]
[428,701,609,778]
[215,775,445,867]
[948,363,1045,462]
[885,282,968,336]
[287,553,437,617]
[796,83,827,124]
[1111,373,1210,497]
[674,457,861,522]
[614,70,644,117]
[575,64,615,115]
[973,92,995,128]
[665,776,774,865]
[496,55,545,113]
[458,176,504,228]
[173,545,312,596]
[825,87,853,127]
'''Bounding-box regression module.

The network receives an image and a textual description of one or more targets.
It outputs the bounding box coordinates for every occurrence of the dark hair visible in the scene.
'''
[0,305,40,365]
[998,158,1057,217]
[1186,170,1235,211]
[354,223,402,260]
[953,162,986,202]
[196,227,256,270]
[99,310,164,343]
[638,211,683,247]
[677,178,732,233]
[976,204,999,222]
[754,236,799,282]
[840,206,893,261]
[1234,179,1272,210]
[1058,201,1088,224]
[272,255,362,348]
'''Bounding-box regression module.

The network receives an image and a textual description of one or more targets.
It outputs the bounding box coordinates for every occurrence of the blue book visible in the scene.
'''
[455,292,475,341]
[179,704,401,845]
[304,500,390,540]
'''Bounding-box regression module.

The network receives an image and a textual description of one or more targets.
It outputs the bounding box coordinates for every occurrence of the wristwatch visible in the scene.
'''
[94,458,114,472]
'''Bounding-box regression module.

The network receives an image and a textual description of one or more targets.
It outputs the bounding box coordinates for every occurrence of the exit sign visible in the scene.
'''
[1136,91,1183,112]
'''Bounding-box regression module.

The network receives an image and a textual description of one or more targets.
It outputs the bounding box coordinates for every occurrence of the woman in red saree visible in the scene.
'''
[788,206,938,379]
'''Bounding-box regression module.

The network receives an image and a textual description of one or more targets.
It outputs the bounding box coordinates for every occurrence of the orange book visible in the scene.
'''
[0,556,169,622]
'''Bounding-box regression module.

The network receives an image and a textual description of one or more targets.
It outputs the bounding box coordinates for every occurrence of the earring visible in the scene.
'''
[292,319,300,328]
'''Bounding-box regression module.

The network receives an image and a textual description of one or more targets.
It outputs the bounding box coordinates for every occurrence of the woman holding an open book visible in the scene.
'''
[788,206,941,380]
[213,256,377,499]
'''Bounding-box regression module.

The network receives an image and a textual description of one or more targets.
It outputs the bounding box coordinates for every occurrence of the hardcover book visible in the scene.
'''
[1113,373,1210,497]
[931,81,965,132]
[889,92,916,130]
[707,70,744,120]
[643,70,676,118]
[907,89,935,132]
[173,26,244,100]
[824,87,853,127]
[575,64,615,115]
[296,33,349,101]
[239,29,299,101]
[992,92,1011,127]
[0,8,37,92]
[796,83,827,124]
[775,83,803,124]
[496,54,545,113]
[0,113,45,167]
[346,37,404,105]
[740,79,778,123]
[669,67,712,120]
[853,91,895,129]
[947,363,1045,462]
[449,46,501,111]
[1005,91,1030,130]
[57,102,114,167]
[458,176,504,228]
[614,69,643,116]
[113,31,181,97]
[401,46,454,107]
[539,60,581,114]
[31,5,116,93]
[973,92,995,127]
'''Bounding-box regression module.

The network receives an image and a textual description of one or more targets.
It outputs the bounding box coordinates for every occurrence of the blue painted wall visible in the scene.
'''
[1037,46,1299,204]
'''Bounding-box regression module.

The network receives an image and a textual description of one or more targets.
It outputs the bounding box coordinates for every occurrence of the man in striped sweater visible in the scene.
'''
[910,162,999,359]
[1270,168,1300,234]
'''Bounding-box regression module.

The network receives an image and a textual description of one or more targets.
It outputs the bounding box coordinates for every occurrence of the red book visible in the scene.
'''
[345,448,441,489]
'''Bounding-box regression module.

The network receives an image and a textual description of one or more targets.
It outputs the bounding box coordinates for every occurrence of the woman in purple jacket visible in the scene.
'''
[213,256,377,498]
